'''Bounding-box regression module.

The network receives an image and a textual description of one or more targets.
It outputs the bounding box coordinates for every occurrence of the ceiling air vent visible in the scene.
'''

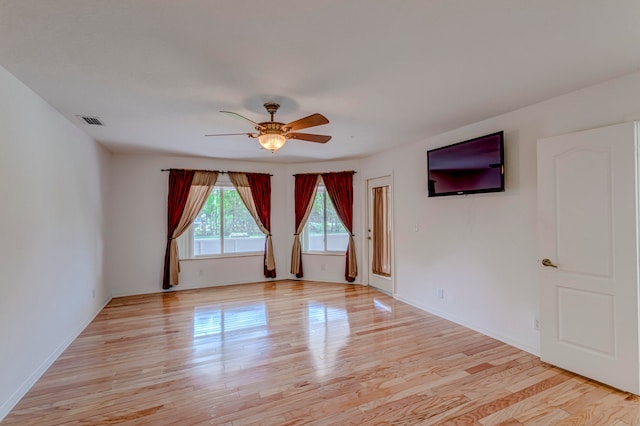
[79,116,104,126]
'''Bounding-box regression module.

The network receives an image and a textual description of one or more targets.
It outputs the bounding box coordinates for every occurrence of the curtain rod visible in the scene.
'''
[160,168,222,173]
[160,169,273,176]
[292,170,357,176]
[225,170,273,176]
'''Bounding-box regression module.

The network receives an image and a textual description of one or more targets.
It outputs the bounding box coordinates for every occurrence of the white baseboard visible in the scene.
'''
[111,277,282,297]
[112,277,363,298]
[394,294,540,357]
[0,296,112,421]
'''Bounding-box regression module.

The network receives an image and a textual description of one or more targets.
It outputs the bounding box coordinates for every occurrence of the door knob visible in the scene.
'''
[541,258,558,268]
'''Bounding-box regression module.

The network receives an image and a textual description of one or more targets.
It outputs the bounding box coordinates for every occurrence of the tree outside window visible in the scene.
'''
[182,186,265,257]
[303,186,349,252]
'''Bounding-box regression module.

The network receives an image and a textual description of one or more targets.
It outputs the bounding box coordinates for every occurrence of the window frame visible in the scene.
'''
[178,182,264,260]
[301,184,349,254]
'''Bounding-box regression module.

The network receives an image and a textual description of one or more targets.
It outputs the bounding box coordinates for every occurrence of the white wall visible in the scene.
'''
[361,70,640,355]
[0,66,112,419]
[106,155,362,296]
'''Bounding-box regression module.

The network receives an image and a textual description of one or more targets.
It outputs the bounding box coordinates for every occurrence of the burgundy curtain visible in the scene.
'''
[291,174,321,278]
[322,171,357,282]
[246,173,276,278]
[163,169,195,289]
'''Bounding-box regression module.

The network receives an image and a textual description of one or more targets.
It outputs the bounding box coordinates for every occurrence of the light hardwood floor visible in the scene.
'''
[4,280,640,425]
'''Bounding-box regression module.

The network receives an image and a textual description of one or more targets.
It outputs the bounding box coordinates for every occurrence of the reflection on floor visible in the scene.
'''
[307,301,350,379]
[193,303,268,338]
[3,280,639,425]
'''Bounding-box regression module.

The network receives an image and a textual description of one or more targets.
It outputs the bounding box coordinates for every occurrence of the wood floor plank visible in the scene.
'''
[3,280,639,425]
[479,378,585,425]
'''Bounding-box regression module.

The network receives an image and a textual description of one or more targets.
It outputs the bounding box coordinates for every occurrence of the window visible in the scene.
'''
[302,185,349,252]
[178,185,265,258]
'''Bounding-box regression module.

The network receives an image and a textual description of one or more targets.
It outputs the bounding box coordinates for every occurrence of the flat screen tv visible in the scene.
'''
[427,131,504,197]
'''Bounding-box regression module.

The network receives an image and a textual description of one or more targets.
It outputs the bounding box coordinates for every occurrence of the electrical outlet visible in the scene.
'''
[437,288,444,299]
[533,316,540,330]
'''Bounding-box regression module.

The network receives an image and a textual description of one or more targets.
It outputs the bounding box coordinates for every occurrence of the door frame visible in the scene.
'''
[365,174,395,294]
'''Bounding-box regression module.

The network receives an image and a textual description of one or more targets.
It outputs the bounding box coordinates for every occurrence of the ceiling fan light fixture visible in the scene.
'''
[258,133,287,152]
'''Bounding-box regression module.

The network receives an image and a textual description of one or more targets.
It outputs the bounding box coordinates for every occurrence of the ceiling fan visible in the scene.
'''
[206,102,331,152]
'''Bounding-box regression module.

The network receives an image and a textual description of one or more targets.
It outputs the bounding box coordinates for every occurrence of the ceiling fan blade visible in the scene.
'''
[284,113,329,132]
[220,111,265,129]
[204,132,256,137]
[288,133,331,143]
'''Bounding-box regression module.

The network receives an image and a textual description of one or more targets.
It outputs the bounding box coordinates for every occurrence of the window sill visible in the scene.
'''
[302,251,345,256]
[180,252,263,261]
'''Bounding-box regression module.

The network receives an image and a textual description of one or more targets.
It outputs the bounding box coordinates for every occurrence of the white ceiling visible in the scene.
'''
[2,1,640,163]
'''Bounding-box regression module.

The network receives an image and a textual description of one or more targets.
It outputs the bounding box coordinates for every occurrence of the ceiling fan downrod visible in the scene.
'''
[263,102,280,122]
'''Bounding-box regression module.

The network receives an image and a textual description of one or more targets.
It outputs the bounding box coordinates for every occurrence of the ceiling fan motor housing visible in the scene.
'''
[258,121,287,136]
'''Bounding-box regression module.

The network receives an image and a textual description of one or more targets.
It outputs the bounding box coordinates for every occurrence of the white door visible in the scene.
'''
[367,176,393,293]
[537,121,639,394]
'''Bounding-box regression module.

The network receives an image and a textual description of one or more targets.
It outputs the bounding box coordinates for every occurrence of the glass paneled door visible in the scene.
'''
[367,176,393,293]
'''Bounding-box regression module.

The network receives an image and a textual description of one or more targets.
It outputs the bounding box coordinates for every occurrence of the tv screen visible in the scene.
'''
[427,131,504,197]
